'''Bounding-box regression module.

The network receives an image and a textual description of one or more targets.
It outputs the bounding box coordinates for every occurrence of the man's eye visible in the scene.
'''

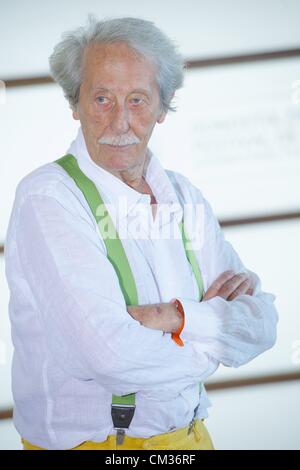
[130,98,143,105]
[96,96,109,104]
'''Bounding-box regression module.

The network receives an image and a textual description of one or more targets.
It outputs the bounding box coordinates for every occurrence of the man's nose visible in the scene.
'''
[110,103,130,134]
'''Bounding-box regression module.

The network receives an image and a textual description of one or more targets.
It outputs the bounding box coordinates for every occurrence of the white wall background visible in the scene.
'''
[2,0,300,78]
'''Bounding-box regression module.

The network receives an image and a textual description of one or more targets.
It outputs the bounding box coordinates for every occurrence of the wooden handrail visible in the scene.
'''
[219,210,300,228]
[4,75,54,88]
[185,47,300,69]
[206,370,300,391]
[1,370,299,420]
[0,409,13,420]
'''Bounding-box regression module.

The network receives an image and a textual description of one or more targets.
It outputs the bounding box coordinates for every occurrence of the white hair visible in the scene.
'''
[49,15,185,113]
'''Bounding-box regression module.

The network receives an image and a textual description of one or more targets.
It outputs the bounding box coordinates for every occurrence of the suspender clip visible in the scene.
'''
[111,404,136,445]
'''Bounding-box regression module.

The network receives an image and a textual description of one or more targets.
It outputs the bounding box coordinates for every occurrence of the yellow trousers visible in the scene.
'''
[22,418,214,450]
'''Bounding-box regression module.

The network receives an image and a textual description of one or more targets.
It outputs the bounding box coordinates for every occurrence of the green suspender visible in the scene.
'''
[178,222,204,302]
[55,154,205,443]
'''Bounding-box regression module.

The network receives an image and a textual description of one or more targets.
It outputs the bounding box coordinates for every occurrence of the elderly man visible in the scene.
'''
[5,17,278,450]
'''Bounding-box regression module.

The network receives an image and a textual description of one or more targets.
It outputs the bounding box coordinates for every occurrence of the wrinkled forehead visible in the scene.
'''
[81,41,158,93]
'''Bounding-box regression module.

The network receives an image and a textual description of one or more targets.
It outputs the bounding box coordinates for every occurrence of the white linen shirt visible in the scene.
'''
[4,126,278,450]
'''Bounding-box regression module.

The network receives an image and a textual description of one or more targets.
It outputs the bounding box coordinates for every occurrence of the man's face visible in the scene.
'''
[73,41,167,174]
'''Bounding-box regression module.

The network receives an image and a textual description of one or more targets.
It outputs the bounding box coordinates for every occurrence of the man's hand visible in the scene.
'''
[127,302,182,333]
[203,270,254,301]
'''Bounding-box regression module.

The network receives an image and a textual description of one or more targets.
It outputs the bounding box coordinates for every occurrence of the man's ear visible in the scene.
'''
[157,110,167,124]
[72,108,80,120]
[157,92,175,123]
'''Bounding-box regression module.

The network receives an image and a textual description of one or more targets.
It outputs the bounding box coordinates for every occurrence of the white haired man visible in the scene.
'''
[5,17,278,450]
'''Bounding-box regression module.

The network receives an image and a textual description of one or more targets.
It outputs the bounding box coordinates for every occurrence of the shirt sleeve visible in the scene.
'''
[15,191,219,396]
[176,192,279,368]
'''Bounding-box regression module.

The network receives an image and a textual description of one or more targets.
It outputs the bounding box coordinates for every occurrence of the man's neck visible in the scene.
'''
[93,150,151,192]
[110,164,146,192]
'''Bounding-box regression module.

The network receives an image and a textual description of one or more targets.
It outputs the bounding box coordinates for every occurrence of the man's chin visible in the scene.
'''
[96,143,147,171]
[103,153,140,172]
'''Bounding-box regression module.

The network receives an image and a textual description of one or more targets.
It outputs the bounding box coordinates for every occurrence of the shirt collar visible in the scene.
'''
[66,126,183,222]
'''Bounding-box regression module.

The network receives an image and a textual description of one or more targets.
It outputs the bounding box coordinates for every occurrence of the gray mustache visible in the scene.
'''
[98,134,140,146]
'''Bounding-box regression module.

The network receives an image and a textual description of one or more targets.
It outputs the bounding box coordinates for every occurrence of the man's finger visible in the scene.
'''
[203,270,236,300]
[218,273,249,299]
[227,278,252,301]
